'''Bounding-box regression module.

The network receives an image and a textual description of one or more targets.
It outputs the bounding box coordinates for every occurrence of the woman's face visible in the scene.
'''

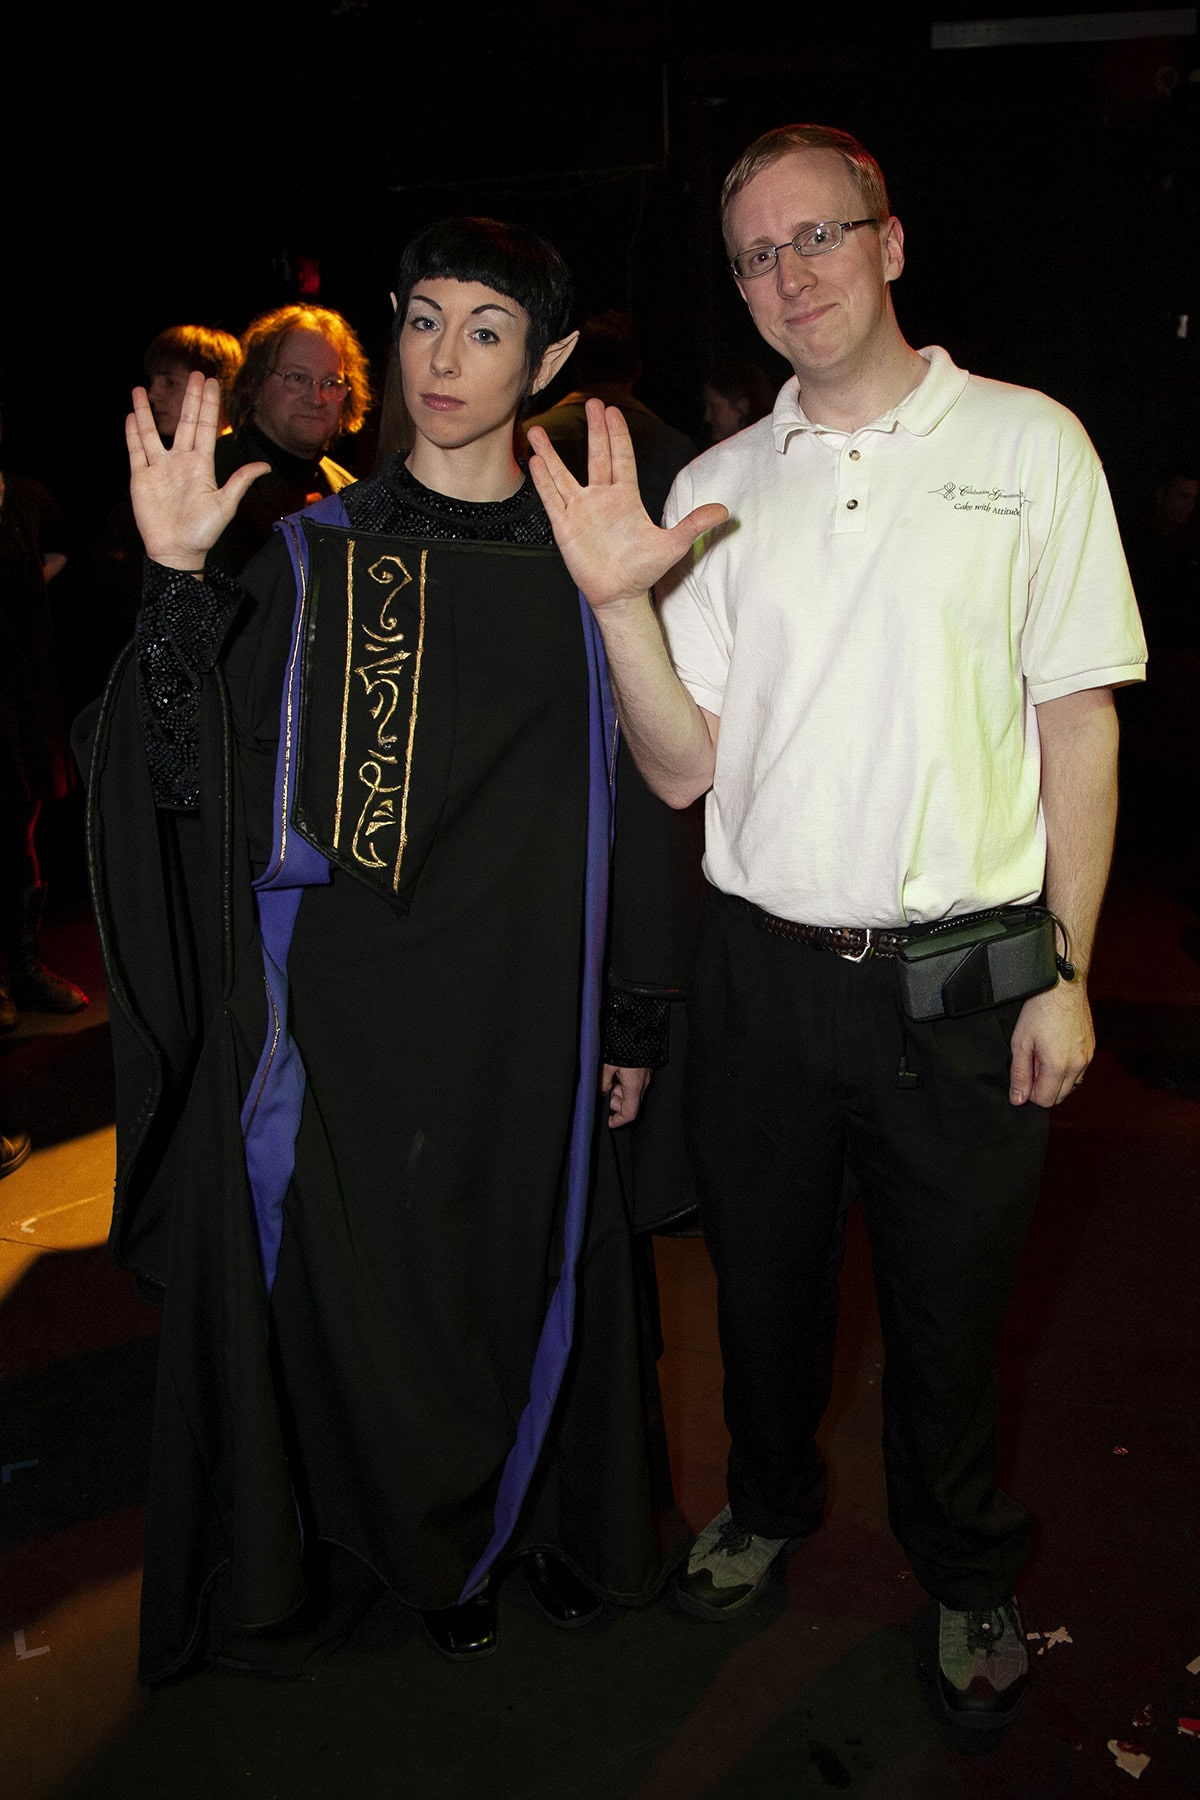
[398,278,533,454]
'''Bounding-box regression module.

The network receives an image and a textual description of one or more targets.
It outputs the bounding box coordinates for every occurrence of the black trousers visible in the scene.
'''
[686,888,1048,1610]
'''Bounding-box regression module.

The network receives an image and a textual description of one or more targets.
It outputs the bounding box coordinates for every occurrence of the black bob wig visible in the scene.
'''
[393,216,573,378]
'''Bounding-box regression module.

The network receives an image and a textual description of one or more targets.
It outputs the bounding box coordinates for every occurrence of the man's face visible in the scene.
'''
[726,149,903,387]
[146,362,192,442]
[252,327,348,458]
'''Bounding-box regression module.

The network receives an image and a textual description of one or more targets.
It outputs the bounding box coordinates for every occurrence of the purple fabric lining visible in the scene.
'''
[238,500,343,1289]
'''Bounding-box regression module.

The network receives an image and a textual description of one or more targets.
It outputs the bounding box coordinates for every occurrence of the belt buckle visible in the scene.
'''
[839,928,875,963]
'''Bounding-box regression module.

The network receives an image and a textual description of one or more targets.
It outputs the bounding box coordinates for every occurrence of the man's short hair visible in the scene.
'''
[721,124,891,253]
[144,324,241,388]
[392,217,573,386]
[229,305,372,436]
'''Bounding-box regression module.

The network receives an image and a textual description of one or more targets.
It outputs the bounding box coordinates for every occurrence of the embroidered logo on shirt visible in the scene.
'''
[929,482,1028,517]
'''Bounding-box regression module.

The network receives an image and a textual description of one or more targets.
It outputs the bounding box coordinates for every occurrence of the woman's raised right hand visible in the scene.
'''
[126,371,270,571]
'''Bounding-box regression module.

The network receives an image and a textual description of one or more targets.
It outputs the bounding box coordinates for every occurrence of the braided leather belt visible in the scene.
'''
[738,898,911,961]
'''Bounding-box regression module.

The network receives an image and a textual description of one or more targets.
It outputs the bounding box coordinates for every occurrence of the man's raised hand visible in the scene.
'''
[126,371,270,572]
[528,398,727,610]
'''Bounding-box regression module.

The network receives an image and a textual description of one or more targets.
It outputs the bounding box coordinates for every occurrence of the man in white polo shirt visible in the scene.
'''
[528,123,1144,1728]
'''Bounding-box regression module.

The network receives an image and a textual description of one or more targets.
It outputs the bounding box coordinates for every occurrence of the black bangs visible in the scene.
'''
[393,217,573,370]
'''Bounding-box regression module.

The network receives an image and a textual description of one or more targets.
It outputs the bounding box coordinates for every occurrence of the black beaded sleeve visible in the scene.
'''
[602,985,673,1069]
[134,559,247,809]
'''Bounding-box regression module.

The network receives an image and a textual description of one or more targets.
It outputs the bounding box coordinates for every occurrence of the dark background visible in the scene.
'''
[5,1,1197,580]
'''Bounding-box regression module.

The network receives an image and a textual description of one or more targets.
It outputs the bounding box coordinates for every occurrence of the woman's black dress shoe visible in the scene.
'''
[422,1589,498,1660]
[521,1551,603,1629]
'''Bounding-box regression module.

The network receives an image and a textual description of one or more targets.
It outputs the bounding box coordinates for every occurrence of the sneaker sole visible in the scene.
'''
[675,1579,776,1622]
[937,1673,1027,1732]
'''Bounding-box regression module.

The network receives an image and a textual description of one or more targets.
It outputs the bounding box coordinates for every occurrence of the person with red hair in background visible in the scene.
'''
[209,304,371,574]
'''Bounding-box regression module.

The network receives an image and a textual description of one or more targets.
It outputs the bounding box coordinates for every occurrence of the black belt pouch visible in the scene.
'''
[896,907,1058,1022]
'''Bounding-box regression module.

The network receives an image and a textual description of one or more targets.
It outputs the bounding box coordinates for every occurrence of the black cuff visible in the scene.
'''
[602,986,672,1069]
[135,559,246,808]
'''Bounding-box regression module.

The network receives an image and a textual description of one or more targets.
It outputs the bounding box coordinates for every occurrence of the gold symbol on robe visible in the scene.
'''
[331,542,427,892]
[351,758,404,869]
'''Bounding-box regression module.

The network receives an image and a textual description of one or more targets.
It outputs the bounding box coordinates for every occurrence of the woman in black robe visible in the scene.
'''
[90,219,688,1680]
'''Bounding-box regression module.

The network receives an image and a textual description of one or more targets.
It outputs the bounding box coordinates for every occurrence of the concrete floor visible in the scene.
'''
[2,862,1198,1799]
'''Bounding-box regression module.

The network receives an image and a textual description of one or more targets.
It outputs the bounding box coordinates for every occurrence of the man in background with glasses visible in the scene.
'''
[529,122,1144,1729]
[210,304,371,573]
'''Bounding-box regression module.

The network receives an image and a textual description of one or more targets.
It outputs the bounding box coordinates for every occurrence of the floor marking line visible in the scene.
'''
[12,1192,112,1236]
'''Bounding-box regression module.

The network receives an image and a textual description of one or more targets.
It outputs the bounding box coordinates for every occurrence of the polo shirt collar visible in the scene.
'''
[771,345,969,450]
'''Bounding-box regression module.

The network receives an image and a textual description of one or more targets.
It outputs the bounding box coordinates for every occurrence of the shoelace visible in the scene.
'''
[713,1518,754,1557]
[965,1609,1009,1655]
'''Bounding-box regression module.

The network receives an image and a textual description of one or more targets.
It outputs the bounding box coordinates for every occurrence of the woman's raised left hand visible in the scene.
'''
[529,399,727,610]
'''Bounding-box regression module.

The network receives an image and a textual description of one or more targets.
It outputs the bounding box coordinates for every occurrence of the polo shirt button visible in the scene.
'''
[849,449,861,460]
[846,499,858,510]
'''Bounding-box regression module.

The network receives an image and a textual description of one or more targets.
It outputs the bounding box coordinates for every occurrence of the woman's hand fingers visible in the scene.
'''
[220,461,273,511]
[127,386,163,469]
[666,502,730,556]
[171,372,220,456]
[586,397,616,488]
[531,400,729,609]
[526,425,579,514]
[126,368,266,569]
[126,407,151,473]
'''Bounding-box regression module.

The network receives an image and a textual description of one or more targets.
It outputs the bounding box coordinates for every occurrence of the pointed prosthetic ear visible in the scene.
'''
[530,331,579,396]
[390,291,399,314]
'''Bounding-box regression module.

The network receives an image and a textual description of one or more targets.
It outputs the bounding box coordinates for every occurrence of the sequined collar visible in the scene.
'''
[380,456,540,521]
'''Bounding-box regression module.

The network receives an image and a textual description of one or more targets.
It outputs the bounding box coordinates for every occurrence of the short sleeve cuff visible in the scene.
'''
[676,676,724,716]
[1028,663,1146,705]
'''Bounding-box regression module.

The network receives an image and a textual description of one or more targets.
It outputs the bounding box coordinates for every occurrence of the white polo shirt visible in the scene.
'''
[658,347,1145,927]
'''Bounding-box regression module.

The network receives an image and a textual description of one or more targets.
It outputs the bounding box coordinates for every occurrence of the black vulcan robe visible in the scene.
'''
[84,460,686,1682]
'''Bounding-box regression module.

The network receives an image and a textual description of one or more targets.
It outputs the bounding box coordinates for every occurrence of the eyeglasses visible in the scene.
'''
[730,220,879,280]
[268,368,349,398]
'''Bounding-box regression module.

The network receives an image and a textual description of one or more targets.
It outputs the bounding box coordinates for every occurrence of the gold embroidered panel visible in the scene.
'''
[294,524,449,913]
[291,522,586,915]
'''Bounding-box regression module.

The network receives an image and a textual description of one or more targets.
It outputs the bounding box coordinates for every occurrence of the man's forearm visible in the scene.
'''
[1037,686,1120,977]
[1008,686,1118,1106]
[592,593,717,808]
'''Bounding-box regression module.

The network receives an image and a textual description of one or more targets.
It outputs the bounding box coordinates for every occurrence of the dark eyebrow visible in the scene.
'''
[406,292,517,323]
